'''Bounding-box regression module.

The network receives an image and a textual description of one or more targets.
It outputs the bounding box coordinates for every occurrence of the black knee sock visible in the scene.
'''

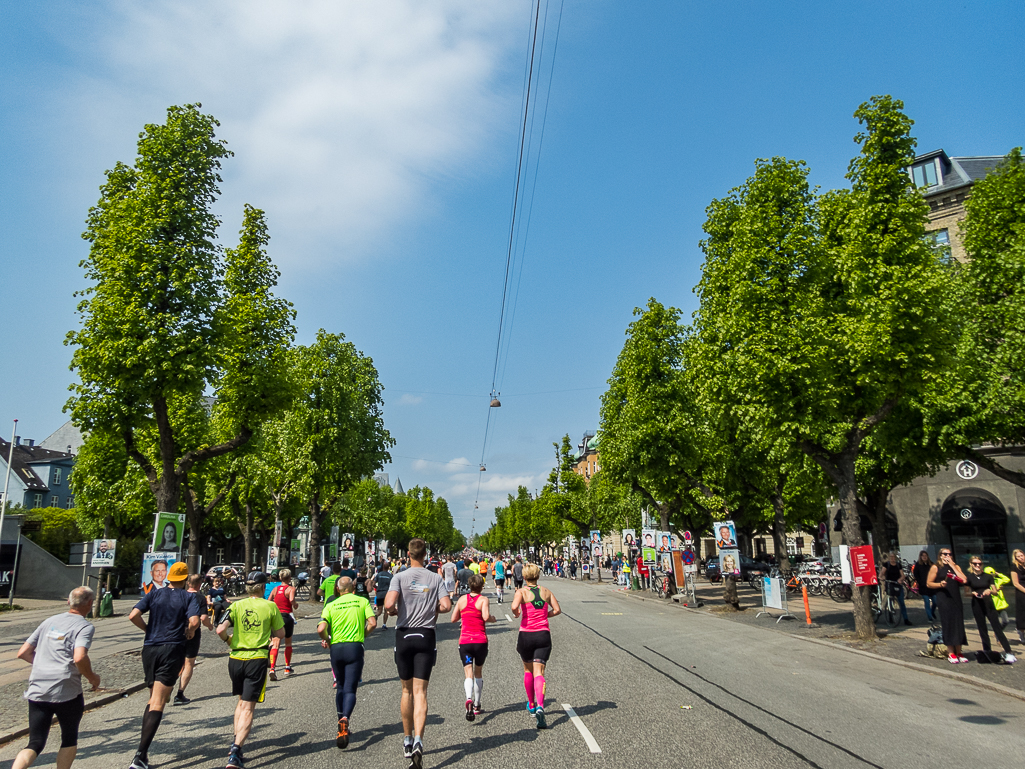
[138,706,163,760]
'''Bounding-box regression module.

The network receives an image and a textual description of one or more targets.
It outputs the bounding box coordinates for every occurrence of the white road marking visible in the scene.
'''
[505,613,513,622]
[562,704,601,753]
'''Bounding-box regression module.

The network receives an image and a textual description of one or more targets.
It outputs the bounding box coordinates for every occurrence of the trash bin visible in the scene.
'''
[631,576,639,591]
[98,592,114,617]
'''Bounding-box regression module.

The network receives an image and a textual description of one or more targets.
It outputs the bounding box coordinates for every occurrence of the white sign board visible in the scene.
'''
[839,545,853,584]
[763,576,784,610]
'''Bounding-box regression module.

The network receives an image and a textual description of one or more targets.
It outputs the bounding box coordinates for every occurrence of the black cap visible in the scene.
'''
[246,571,267,585]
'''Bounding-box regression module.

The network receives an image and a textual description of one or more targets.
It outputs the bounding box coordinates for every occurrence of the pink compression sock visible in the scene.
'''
[533,675,546,709]
[523,671,535,706]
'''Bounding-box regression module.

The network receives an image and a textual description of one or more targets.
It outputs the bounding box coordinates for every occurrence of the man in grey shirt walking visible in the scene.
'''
[12,586,100,769]
[384,538,450,769]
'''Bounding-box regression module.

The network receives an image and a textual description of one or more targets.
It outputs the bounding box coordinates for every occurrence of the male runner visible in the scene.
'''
[455,560,473,597]
[318,577,376,748]
[217,571,285,769]
[512,556,524,589]
[127,562,200,769]
[11,587,99,769]
[441,558,457,600]
[267,568,298,680]
[318,562,342,603]
[339,557,358,582]
[174,574,212,704]
[370,563,393,629]
[468,558,480,576]
[493,559,506,604]
[385,538,450,768]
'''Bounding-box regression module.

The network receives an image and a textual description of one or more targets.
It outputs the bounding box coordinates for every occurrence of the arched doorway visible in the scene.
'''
[940,488,1008,569]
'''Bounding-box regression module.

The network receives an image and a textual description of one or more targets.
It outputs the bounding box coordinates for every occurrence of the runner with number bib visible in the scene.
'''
[511,562,561,730]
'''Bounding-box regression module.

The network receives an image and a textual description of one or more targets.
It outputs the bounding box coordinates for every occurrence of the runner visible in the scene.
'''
[318,562,342,603]
[441,557,457,600]
[174,574,213,705]
[468,558,480,576]
[450,574,496,721]
[267,568,298,681]
[207,575,228,626]
[384,538,450,769]
[478,558,488,588]
[127,561,201,769]
[340,557,358,582]
[493,559,506,604]
[455,559,473,597]
[370,562,393,629]
[318,577,377,749]
[11,587,99,769]
[511,562,561,730]
[354,567,371,601]
[512,556,524,589]
[216,571,285,769]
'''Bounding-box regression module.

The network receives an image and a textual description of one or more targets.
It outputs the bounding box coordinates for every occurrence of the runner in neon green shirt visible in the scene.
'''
[318,578,376,749]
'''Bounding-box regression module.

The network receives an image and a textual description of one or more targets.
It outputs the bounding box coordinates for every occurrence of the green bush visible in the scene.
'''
[24,507,82,563]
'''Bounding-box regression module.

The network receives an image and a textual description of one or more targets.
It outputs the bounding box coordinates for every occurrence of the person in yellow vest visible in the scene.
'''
[468,559,480,576]
[984,565,1011,627]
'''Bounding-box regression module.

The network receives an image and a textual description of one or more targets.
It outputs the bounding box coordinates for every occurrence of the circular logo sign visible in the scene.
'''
[956,460,979,480]
[682,550,695,565]
[960,508,973,520]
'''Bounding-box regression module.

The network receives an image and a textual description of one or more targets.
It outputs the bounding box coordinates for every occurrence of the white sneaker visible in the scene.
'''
[1005,653,1017,664]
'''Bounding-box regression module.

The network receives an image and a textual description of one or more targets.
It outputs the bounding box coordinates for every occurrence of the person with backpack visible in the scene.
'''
[965,556,1015,664]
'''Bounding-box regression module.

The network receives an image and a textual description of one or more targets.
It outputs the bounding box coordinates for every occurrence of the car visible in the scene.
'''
[704,554,772,583]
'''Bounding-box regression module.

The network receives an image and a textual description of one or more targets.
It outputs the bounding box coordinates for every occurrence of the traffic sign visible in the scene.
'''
[683,530,693,544]
[682,549,695,565]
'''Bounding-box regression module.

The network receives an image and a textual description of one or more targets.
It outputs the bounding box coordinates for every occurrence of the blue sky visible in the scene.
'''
[1,1,1022,537]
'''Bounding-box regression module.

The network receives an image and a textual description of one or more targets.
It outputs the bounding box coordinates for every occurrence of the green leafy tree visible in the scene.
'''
[66,104,295,523]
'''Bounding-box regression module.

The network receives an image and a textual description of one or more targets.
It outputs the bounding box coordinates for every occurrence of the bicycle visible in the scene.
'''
[877,580,903,627]
[650,569,676,598]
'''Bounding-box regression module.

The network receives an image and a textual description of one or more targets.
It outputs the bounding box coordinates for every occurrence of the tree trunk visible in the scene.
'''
[770,490,791,572]
[242,501,254,574]
[308,495,322,601]
[184,483,202,575]
[723,574,739,608]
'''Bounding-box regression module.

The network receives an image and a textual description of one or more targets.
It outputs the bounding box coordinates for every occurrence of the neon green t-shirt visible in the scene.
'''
[469,562,480,574]
[227,597,285,660]
[320,594,374,643]
[321,575,340,599]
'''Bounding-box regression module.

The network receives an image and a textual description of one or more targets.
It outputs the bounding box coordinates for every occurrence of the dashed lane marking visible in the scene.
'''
[505,613,513,621]
[600,612,623,615]
[562,704,601,753]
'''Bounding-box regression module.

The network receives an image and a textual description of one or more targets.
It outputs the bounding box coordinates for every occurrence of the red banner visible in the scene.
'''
[849,545,878,587]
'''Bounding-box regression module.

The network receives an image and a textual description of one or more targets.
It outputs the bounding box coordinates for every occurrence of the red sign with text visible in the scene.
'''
[849,545,878,587]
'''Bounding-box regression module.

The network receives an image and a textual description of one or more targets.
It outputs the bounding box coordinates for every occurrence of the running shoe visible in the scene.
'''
[284,666,294,675]
[474,702,484,715]
[526,702,536,714]
[534,707,548,730]
[268,668,277,681]
[403,740,414,759]
[1005,654,1017,664]
[128,756,149,769]
[337,717,349,749]
[173,690,191,705]
[465,698,475,722]
[410,740,424,769]
[226,747,244,769]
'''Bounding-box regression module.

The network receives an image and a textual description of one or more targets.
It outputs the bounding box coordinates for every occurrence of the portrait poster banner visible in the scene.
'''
[378,540,389,558]
[342,532,355,560]
[719,548,741,576]
[142,551,177,594]
[640,529,657,552]
[713,520,738,551]
[330,525,340,545]
[657,531,672,554]
[589,529,601,546]
[365,540,376,558]
[91,539,117,568]
[642,545,657,566]
[152,512,185,553]
[621,529,637,552]
[267,547,279,570]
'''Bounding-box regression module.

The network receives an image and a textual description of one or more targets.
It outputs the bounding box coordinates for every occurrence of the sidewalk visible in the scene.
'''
[561,573,1025,695]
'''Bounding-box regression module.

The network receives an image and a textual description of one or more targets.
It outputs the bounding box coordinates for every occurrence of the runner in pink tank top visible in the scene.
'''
[268,568,298,679]
[450,574,496,721]
[511,562,562,730]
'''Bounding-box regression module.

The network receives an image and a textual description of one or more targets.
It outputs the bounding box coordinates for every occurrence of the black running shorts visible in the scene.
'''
[228,658,269,703]
[516,630,552,663]
[458,642,489,667]
[142,643,186,687]
[282,614,295,639]
[183,629,201,659]
[514,578,524,589]
[394,628,437,681]
[494,578,505,587]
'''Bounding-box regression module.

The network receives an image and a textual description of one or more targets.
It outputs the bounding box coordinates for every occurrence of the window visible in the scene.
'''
[216,548,225,563]
[51,495,60,507]
[66,496,75,509]
[53,468,62,486]
[927,229,952,263]
[911,159,940,188]
[33,493,43,508]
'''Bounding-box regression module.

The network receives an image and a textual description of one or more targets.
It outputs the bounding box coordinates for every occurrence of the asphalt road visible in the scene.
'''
[1,578,1021,769]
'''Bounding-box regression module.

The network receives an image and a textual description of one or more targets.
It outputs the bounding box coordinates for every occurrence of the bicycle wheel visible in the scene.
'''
[296,583,311,601]
[883,594,900,628]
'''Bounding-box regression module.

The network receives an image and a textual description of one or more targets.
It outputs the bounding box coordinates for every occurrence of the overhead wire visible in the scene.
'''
[471,0,563,540]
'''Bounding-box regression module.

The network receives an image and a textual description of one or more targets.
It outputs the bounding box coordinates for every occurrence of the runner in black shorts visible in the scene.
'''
[511,562,561,730]
[512,556,524,589]
[385,539,450,769]
[174,574,212,705]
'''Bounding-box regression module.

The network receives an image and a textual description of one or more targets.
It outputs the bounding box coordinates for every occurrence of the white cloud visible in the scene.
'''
[440,468,548,533]
[68,1,523,269]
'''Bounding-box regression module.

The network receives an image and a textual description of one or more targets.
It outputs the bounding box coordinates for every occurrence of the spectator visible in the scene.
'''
[11,587,99,769]
[1010,549,1025,645]
[879,552,911,626]
[912,551,936,623]
[965,556,1015,663]
[927,548,969,664]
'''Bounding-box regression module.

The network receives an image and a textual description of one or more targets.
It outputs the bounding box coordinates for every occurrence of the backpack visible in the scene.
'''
[918,625,947,659]
[975,650,1007,664]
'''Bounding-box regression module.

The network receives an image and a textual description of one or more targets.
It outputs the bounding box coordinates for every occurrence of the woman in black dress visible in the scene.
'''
[1010,548,1025,644]
[965,556,1015,662]
[927,547,968,663]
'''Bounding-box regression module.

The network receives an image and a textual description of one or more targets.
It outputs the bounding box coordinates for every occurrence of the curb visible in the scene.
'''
[601,585,1025,704]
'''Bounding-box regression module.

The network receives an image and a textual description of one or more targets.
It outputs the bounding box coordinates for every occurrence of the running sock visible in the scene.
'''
[464,678,474,700]
[474,678,483,705]
[533,675,546,709]
[269,647,278,669]
[138,705,163,760]
[284,647,293,666]
[523,671,535,706]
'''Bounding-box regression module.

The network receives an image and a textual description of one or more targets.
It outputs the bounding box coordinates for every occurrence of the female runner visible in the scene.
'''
[511,562,561,729]
[450,574,496,721]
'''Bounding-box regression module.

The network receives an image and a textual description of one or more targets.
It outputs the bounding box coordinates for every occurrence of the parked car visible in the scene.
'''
[704,554,772,583]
